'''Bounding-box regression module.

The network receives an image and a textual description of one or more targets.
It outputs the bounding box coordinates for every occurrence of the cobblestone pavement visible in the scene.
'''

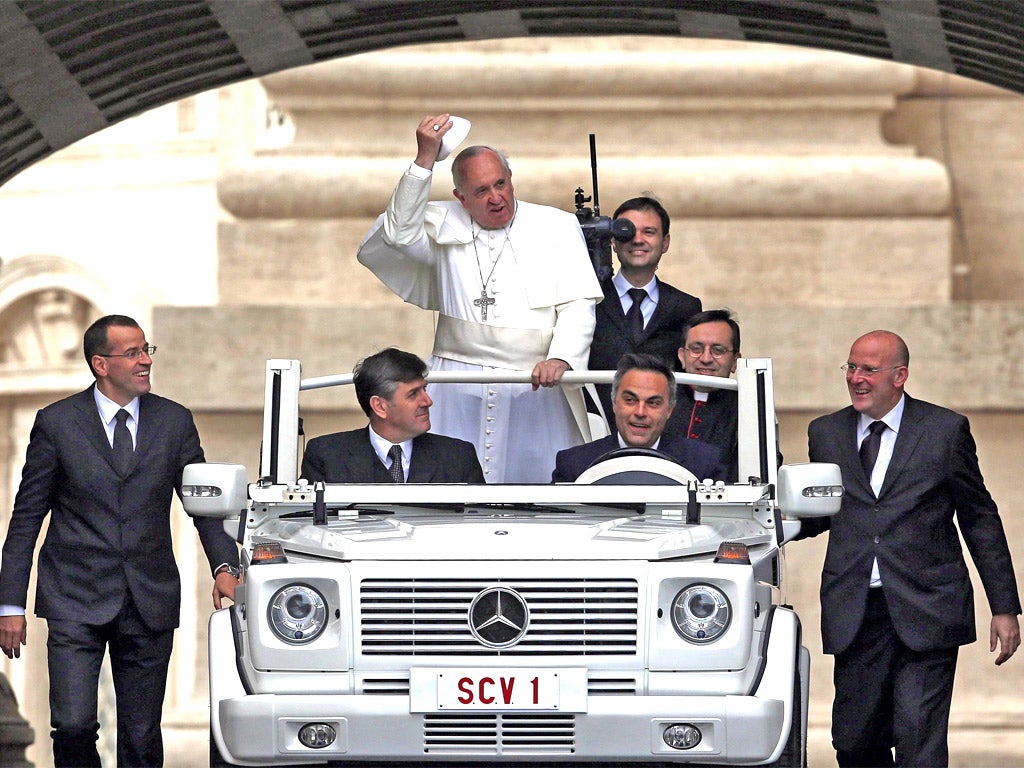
[165,724,1024,767]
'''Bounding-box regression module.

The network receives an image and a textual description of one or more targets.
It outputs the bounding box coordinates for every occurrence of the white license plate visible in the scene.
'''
[436,668,561,710]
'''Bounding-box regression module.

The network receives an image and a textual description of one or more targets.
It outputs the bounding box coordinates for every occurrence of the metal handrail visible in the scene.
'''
[300,369,738,392]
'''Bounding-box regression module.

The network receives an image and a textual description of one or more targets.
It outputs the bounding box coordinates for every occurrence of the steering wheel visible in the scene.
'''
[584,446,683,469]
[575,447,698,486]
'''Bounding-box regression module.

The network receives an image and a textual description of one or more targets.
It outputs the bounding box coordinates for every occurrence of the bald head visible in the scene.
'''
[856,330,910,367]
[844,330,910,419]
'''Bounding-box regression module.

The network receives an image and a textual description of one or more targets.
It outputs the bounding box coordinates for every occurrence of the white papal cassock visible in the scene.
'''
[357,164,603,483]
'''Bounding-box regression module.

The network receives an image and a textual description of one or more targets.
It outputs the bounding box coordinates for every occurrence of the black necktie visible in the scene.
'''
[859,420,886,478]
[626,287,647,340]
[112,409,133,474]
[388,444,405,484]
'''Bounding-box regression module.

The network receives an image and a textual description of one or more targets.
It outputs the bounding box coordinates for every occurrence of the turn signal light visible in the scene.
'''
[251,541,287,564]
[714,541,751,564]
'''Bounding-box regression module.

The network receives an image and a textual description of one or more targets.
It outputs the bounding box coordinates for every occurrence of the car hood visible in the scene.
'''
[251,510,771,561]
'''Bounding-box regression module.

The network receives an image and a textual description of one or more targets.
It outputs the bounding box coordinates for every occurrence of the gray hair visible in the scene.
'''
[353,348,429,418]
[452,145,512,190]
[610,352,678,409]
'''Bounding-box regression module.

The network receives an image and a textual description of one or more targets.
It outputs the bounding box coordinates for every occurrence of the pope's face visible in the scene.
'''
[453,151,516,230]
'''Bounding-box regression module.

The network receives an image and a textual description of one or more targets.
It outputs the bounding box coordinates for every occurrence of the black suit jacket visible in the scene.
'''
[800,395,1021,655]
[0,386,238,631]
[588,277,702,424]
[551,432,726,483]
[665,386,740,481]
[301,427,485,483]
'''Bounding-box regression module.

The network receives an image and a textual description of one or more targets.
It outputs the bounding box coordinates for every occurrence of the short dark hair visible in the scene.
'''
[353,348,429,418]
[611,352,677,409]
[613,196,670,236]
[682,309,741,355]
[452,145,511,190]
[83,314,141,377]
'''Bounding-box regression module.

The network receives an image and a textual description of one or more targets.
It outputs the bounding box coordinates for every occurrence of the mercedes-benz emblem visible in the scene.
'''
[468,587,529,648]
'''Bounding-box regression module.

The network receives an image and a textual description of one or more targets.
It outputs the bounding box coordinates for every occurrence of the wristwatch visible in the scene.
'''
[215,563,242,579]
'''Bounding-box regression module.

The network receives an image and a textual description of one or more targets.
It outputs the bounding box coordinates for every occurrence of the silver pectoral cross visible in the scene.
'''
[474,290,496,320]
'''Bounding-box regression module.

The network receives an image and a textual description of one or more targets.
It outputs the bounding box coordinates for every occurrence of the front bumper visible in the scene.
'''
[209,609,800,766]
[216,693,783,765]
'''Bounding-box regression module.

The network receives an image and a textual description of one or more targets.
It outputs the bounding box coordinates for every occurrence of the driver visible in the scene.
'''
[551,353,726,482]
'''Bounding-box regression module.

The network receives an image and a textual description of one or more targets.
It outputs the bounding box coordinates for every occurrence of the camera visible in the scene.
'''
[574,187,636,282]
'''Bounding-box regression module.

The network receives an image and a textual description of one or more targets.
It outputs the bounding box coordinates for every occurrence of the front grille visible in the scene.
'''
[423,713,575,754]
[361,578,638,656]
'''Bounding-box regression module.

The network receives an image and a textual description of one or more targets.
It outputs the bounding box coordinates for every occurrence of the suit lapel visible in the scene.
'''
[73,386,139,477]
[598,279,629,334]
[643,278,673,337]
[351,427,384,480]
[129,394,165,477]
[877,395,924,499]
[835,408,874,498]
[72,387,114,463]
[407,435,436,482]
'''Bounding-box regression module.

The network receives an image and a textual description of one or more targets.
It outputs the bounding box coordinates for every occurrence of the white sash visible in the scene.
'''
[431,314,593,443]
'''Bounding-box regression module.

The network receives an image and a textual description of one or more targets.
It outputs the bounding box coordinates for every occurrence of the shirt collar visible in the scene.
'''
[612,271,658,302]
[368,425,413,466]
[93,386,140,425]
[858,394,905,437]
[616,433,660,451]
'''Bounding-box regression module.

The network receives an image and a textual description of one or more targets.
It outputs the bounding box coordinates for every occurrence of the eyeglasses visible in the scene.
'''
[97,345,157,360]
[682,343,733,358]
[840,363,901,377]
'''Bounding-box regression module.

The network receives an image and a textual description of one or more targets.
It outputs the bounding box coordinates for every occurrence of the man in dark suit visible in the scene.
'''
[797,330,1021,767]
[587,196,702,428]
[0,314,240,768]
[302,348,484,483]
[666,309,741,480]
[552,353,725,483]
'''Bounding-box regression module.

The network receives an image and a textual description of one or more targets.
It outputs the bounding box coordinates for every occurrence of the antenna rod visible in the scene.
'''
[589,133,600,217]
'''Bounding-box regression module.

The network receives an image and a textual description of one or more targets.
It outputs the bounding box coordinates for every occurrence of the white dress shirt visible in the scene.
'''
[612,271,659,329]
[858,395,905,588]
[368,426,412,483]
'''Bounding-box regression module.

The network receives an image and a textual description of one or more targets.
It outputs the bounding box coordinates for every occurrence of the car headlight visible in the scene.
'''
[671,584,731,644]
[268,584,328,644]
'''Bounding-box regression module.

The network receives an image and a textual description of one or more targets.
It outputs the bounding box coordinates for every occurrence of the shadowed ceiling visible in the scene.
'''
[0,0,1020,187]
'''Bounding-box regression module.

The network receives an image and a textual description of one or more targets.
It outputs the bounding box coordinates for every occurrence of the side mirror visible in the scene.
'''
[181,463,248,518]
[778,462,843,518]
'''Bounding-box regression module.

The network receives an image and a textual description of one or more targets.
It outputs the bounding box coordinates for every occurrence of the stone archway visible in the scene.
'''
[0,289,92,369]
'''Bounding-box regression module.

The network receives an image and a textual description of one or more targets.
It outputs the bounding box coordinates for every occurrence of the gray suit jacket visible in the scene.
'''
[800,394,1021,654]
[0,386,239,631]
[301,427,485,484]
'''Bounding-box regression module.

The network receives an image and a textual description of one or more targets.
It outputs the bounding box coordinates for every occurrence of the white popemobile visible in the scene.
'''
[183,358,842,767]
